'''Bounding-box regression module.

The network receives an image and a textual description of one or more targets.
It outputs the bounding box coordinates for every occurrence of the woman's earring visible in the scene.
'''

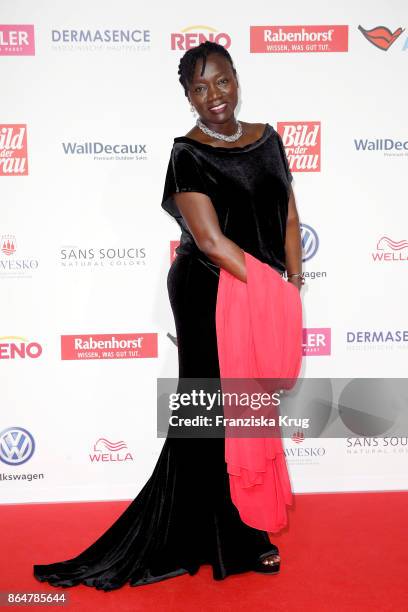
[190,104,196,116]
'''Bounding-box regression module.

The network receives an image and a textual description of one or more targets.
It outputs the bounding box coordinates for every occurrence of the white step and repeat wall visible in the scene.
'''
[1,1,407,504]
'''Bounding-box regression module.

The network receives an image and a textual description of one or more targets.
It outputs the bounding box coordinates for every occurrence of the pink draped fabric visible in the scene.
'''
[215,251,303,532]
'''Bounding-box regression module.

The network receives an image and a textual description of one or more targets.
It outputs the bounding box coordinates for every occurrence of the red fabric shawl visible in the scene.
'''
[215,251,303,532]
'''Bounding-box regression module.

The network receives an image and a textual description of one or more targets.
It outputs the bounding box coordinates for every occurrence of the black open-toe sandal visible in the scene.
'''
[252,547,281,574]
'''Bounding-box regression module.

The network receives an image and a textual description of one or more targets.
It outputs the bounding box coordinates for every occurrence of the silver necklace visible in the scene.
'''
[196,117,243,142]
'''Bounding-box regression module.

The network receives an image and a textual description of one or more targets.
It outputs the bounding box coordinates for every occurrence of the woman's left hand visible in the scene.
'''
[288,277,304,292]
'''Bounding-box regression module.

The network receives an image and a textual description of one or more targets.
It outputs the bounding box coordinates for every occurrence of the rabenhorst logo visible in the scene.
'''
[0,337,43,359]
[0,427,35,466]
[302,328,331,356]
[250,25,348,53]
[358,25,404,51]
[59,245,147,268]
[89,438,134,463]
[0,125,28,176]
[353,137,408,157]
[61,140,148,162]
[0,25,35,55]
[346,329,408,351]
[277,122,321,172]
[61,333,158,360]
[0,234,40,279]
[171,25,231,50]
[51,28,151,51]
[371,235,408,262]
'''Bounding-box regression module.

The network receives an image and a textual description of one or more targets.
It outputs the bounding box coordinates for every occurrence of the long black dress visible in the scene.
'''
[33,122,293,590]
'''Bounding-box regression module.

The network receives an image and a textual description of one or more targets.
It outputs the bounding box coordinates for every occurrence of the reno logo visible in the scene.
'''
[0,336,43,359]
[89,438,134,463]
[277,122,321,172]
[302,328,331,356]
[171,25,231,50]
[61,333,158,360]
[371,236,408,262]
[0,427,35,466]
[0,25,35,55]
[250,25,348,53]
[358,25,404,51]
[0,125,28,176]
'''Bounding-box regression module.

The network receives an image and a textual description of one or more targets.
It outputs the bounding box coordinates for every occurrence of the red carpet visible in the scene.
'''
[2,492,407,611]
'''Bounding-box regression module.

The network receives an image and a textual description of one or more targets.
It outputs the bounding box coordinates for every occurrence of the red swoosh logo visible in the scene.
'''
[358,25,404,50]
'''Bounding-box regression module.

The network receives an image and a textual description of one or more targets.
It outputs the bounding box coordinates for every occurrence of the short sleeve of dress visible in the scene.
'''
[161,143,211,219]
[276,131,293,183]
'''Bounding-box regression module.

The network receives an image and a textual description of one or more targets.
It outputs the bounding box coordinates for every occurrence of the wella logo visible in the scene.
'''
[277,122,321,172]
[89,438,134,463]
[358,25,404,50]
[0,25,35,55]
[302,328,331,356]
[371,236,408,262]
[171,25,231,50]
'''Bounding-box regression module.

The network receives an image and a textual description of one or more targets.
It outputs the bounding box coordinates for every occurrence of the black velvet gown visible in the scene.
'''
[33,122,293,590]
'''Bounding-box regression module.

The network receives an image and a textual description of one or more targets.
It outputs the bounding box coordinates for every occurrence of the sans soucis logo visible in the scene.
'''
[171,25,231,50]
[0,427,35,465]
[302,328,331,356]
[0,125,28,176]
[59,245,147,268]
[61,333,158,360]
[0,336,43,359]
[371,235,408,262]
[358,25,404,51]
[0,25,35,55]
[89,438,134,463]
[277,122,321,172]
[250,25,348,53]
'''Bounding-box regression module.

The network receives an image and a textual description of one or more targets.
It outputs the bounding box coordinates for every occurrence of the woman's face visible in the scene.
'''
[187,53,239,127]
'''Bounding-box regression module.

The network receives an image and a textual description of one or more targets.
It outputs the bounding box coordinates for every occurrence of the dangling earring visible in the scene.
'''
[190,103,197,116]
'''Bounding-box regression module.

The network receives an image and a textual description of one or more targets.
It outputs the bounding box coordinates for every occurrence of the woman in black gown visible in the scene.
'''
[33,41,303,591]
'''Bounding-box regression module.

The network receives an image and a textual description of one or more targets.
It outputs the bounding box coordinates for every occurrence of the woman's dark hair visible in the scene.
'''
[178,41,237,98]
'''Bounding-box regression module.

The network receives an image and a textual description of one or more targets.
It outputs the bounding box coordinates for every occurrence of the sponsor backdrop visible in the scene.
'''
[1,0,407,504]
